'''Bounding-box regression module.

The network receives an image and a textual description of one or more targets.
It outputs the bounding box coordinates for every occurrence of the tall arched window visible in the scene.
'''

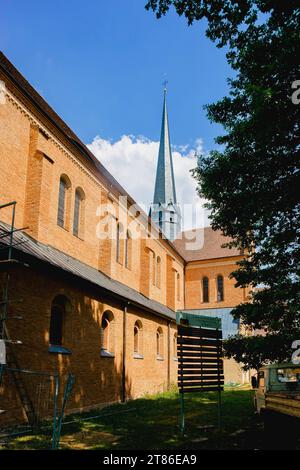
[49,295,71,353]
[100,311,115,356]
[202,277,209,303]
[116,223,123,263]
[134,324,139,353]
[133,320,143,357]
[156,327,164,359]
[176,273,180,301]
[173,333,178,359]
[152,252,156,286]
[73,187,85,238]
[125,230,132,269]
[57,175,71,228]
[101,316,109,351]
[217,275,224,302]
[156,256,161,288]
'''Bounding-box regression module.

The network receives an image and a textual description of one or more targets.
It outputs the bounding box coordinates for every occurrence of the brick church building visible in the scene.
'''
[0,53,248,425]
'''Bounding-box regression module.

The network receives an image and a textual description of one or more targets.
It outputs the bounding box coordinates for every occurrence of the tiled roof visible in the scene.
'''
[172,227,243,262]
[0,223,176,321]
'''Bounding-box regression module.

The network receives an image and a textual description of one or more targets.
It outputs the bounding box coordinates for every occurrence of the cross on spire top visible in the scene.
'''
[162,78,168,93]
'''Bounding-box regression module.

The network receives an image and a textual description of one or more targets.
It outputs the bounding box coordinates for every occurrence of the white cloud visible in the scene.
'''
[87,135,210,230]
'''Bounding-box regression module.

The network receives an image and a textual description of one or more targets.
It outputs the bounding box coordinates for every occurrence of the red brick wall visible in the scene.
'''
[0,74,185,311]
[185,257,247,309]
[0,64,250,427]
[0,268,178,424]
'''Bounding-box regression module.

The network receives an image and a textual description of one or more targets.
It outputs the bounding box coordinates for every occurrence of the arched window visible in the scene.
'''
[217,275,224,302]
[49,295,71,352]
[134,324,139,353]
[125,230,132,269]
[116,223,123,263]
[202,277,209,303]
[156,256,161,288]
[156,330,160,356]
[133,320,143,357]
[100,311,115,356]
[176,273,180,301]
[57,175,71,228]
[173,333,178,359]
[156,327,164,359]
[73,187,85,238]
[152,252,156,286]
[101,316,109,351]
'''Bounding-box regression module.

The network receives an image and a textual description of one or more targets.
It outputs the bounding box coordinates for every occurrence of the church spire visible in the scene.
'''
[150,87,181,240]
[153,87,177,205]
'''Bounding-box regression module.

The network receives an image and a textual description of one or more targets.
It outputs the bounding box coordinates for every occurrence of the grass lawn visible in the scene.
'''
[1,386,264,450]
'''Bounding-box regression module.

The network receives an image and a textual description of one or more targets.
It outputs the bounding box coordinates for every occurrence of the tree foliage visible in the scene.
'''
[146,0,300,369]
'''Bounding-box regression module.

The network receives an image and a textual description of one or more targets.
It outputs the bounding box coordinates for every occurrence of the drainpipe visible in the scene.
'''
[122,302,129,402]
[167,320,171,390]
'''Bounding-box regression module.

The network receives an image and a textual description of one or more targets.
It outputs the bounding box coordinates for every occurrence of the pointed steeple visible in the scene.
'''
[150,87,181,241]
[153,89,177,205]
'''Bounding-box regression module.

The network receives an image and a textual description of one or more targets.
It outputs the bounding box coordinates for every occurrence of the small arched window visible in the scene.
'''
[49,295,71,352]
[217,275,224,302]
[133,320,143,357]
[173,333,178,359]
[73,187,85,238]
[156,327,164,359]
[202,277,209,303]
[100,311,115,356]
[176,273,180,301]
[57,175,71,229]
[156,256,161,288]
[125,230,132,269]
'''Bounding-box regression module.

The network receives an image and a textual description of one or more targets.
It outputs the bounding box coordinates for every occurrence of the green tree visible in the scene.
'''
[146,1,300,370]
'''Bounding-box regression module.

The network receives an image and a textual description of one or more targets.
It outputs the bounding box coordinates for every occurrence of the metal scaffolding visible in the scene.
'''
[0,202,74,449]
[0,201,24,379]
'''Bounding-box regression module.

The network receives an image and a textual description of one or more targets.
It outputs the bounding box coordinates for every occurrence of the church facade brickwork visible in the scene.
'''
[0,53,248,425]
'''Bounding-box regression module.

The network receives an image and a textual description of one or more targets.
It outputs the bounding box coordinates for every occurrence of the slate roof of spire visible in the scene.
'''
[153,90,177,205]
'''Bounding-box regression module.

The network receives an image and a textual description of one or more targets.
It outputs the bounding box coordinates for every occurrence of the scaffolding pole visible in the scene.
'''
[0,202,75,448]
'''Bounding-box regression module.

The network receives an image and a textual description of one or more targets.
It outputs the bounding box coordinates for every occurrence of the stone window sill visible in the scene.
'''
[100,349,115,358]
[73,233,84,241]
[156,355,164,361]
[173,357,178,362]
[133,353,144,360]
[57,223,69,232]
[48,345,71,355]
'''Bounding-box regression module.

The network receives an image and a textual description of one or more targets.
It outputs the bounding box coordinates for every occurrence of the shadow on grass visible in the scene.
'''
[2,387,265,450]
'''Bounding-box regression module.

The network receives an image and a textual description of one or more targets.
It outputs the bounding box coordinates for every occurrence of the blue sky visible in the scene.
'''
[0,0,232,150]
[1,0,233,228]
